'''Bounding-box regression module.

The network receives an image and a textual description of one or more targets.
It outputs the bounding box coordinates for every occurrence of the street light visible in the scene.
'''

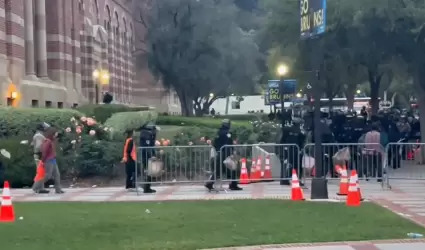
[277,64,289,77]
[276,64,289,114]
[356,89,361,94]
[296,92,302,98]
[92,68,110,104]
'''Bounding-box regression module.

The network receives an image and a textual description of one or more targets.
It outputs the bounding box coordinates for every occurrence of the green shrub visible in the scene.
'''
[77,104,150,123]
[210,114,267,121]
[156,116,252,129]
[104,111,158,136]
[0,107,83,138]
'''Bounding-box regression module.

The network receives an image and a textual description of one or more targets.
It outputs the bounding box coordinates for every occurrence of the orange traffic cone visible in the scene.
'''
[291,169,305,201]
[355,174,364,201]
[346,170,361,207]
[251,157,262,182]
[250,157,257,182]
[0,181,15,222]
[334,164,343,176]
[239,158,250,184]
[255,157,262,181]
[263,155,273,182]
[337,166,349,196]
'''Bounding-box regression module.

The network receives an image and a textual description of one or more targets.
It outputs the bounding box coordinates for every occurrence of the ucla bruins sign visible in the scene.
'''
[300,0,326,39]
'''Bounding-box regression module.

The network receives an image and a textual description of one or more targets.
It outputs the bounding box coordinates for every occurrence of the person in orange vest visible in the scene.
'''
[122,130,139,192]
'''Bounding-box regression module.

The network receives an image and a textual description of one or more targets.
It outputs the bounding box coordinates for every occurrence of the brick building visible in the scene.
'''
[0,0,181,113]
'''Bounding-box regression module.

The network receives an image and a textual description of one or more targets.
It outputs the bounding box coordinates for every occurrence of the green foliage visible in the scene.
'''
[76,104,150,123]
[156,116,251,129]
[0,107,83,138]
[0,137,39,187]
[104,111,158,136]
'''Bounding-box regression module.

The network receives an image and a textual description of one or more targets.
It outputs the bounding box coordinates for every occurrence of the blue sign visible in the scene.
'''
[300,0,326,40]
[265,80,298,105]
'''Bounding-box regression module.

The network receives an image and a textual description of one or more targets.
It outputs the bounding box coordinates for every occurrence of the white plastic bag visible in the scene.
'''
[302,155,315,169]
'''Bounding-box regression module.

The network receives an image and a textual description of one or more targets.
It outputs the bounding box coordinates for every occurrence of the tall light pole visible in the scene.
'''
[92,69,110,104]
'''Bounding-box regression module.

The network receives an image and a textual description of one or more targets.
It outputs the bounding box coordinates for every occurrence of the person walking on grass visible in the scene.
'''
[32,127,64,194]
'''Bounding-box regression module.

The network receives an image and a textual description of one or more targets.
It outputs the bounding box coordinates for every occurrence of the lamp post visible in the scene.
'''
[92,69,110,104]
[277,64,289,114]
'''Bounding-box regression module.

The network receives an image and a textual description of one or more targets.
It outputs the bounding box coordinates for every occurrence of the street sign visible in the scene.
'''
[300,0,327,40]
[265,80,298,105]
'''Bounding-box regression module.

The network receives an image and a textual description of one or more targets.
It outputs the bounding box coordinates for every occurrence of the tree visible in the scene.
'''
[138,0,261,116]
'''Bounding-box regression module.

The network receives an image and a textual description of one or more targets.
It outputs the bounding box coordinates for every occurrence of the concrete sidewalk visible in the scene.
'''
[203,239,425,250]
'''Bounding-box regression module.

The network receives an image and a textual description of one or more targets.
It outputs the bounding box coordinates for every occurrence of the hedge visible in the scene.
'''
[104,111,158,137]
[77,104,150,123]
[0,107,83,138]
[156,116,252,128]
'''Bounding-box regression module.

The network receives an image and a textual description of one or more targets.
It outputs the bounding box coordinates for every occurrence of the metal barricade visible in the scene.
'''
[135,145,215,194]
[385,142,425,182]
[303,143,386,184]
[218,144,300,185]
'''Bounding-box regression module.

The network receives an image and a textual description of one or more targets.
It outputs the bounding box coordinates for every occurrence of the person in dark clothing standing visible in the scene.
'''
[277,118,305,186]
[139,123,158,193]
[205,119,242,191]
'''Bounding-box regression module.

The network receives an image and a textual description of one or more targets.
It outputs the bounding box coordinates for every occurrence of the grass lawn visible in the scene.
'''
[157,125,184,140]
[1,200,423,250]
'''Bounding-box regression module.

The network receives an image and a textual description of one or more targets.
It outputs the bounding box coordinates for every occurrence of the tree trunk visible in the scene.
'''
[346,92,354,110]
[177,90,193,116]
[368,70,382,115]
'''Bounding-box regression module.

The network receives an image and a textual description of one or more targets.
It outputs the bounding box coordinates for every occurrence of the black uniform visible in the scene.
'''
[205,121,242,191]
[139,123,157,193]
[277,120,305,185]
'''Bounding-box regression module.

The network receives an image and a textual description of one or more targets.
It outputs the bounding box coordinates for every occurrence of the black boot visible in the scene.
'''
[229,182,242,191]
[205,182,214,191]
[143,183,156,193]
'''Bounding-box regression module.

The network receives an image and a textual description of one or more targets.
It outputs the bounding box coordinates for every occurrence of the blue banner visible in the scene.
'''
[265,80,297,105]
[300,0,326,40]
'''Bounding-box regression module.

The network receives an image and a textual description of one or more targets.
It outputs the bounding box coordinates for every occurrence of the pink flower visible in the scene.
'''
[80,116,87,122]
[163,140,169,146]
[206,140,212,145]
[65,127,71,133]
[89,130,96,136]
[87,118,96,126]
[233,140,238,144]
[76,126,82,134]
[200,137,205,142]
[155,140,161,146]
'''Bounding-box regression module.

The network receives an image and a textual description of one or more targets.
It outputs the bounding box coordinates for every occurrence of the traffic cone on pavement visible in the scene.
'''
[291,169,305,201]
[355,174,364,201]
[250,157,257,183]
[263,155,273,182]
[0,181,15,222]
[239,158,250,184]
[346,170,361,207]
[251,157,262,182]
[337,165,349,196]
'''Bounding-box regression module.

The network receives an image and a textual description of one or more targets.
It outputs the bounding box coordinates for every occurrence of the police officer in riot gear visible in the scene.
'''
[205,119,242,191]
[139,122,157,193]
[277,112,305,186]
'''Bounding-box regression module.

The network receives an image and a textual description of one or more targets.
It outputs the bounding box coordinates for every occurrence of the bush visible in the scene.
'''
[0,107,83,138]
[210,114,267,121]
[156,116,252,128]
[77,104,151,123]
[104,111,158,136]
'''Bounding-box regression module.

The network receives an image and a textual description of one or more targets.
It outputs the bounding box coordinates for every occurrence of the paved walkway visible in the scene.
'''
[203,239,425,250]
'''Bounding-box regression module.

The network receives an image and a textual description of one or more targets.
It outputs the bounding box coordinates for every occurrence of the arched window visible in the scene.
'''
[104,5,111,31]
[114,12,119,35]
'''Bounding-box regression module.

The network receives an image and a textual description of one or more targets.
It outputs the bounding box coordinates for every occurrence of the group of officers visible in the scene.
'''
[123,107,420,193]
